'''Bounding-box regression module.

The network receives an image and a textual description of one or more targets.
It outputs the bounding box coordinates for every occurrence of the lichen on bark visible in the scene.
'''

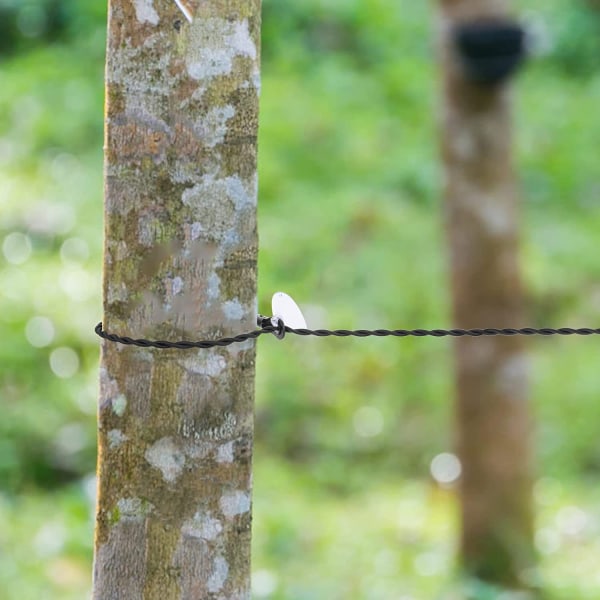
[94,1,260,598]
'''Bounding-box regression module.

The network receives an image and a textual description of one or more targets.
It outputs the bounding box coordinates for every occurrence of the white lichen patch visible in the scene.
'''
[182,175,255,211]
[186,18,257,80]
[106,36,174,99]
[477,197,512,237]
[226,174,257,210]
[138,215,157,247]
[134,0,159,25]
[194,105,235,148]
[453,176,513,239]
[496,353,530,398]
[222,227,241,249]
[216,441,234,463]
[112,394,127,417]
[183,439,212,459]
[171,276,184,295]
[207,272,221,300]
[145,437,185,483]
[223,299,244,321]
[108,429,128,449]
[206,354,227,377]
[207,555,229,593]
[181,511,223,541]
[220,490,251,518]
[99,368,120,401]
[108,239,130,260]
[252,69,261,94]
[190,222,203,240]
[107,281,128,304]
[117,497,154,521]
[179,413,238,443]
[179,353,226,377]
[207,412,237,441]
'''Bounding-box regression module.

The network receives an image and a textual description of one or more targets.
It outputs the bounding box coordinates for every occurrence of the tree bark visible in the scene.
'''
[94,1,260,598]
[437,0,535,588]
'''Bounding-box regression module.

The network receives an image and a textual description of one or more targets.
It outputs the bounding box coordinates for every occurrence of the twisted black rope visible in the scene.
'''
[94,322,275,349]
[95,320,600,350]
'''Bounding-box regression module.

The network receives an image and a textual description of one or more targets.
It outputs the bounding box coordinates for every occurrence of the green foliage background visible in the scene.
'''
[0,1,599,598]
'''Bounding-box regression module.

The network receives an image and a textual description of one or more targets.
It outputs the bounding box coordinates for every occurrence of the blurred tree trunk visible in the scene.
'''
[93,1,260,598]
[437,0,535,588]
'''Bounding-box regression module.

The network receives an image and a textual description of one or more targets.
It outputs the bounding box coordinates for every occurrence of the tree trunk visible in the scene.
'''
[94,1,260,598]
[437,0,535,588]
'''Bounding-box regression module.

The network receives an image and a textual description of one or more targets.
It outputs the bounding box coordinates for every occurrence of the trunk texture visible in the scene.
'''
[94,1,260,598]
[438,0,535,588]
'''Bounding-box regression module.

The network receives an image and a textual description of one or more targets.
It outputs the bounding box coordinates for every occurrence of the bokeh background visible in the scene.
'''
[1,0,599,598]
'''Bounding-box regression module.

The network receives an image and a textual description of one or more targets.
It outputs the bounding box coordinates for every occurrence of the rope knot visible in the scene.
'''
[257,314,286,340]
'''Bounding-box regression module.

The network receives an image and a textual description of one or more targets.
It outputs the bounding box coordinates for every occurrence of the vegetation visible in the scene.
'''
[0,0,598,597]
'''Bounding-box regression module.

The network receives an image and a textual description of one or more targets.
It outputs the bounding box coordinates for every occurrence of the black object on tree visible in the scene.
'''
[454,20,526,85]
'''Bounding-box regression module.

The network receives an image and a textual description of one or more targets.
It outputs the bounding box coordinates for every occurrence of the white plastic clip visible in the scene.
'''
[271,292,308,330]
